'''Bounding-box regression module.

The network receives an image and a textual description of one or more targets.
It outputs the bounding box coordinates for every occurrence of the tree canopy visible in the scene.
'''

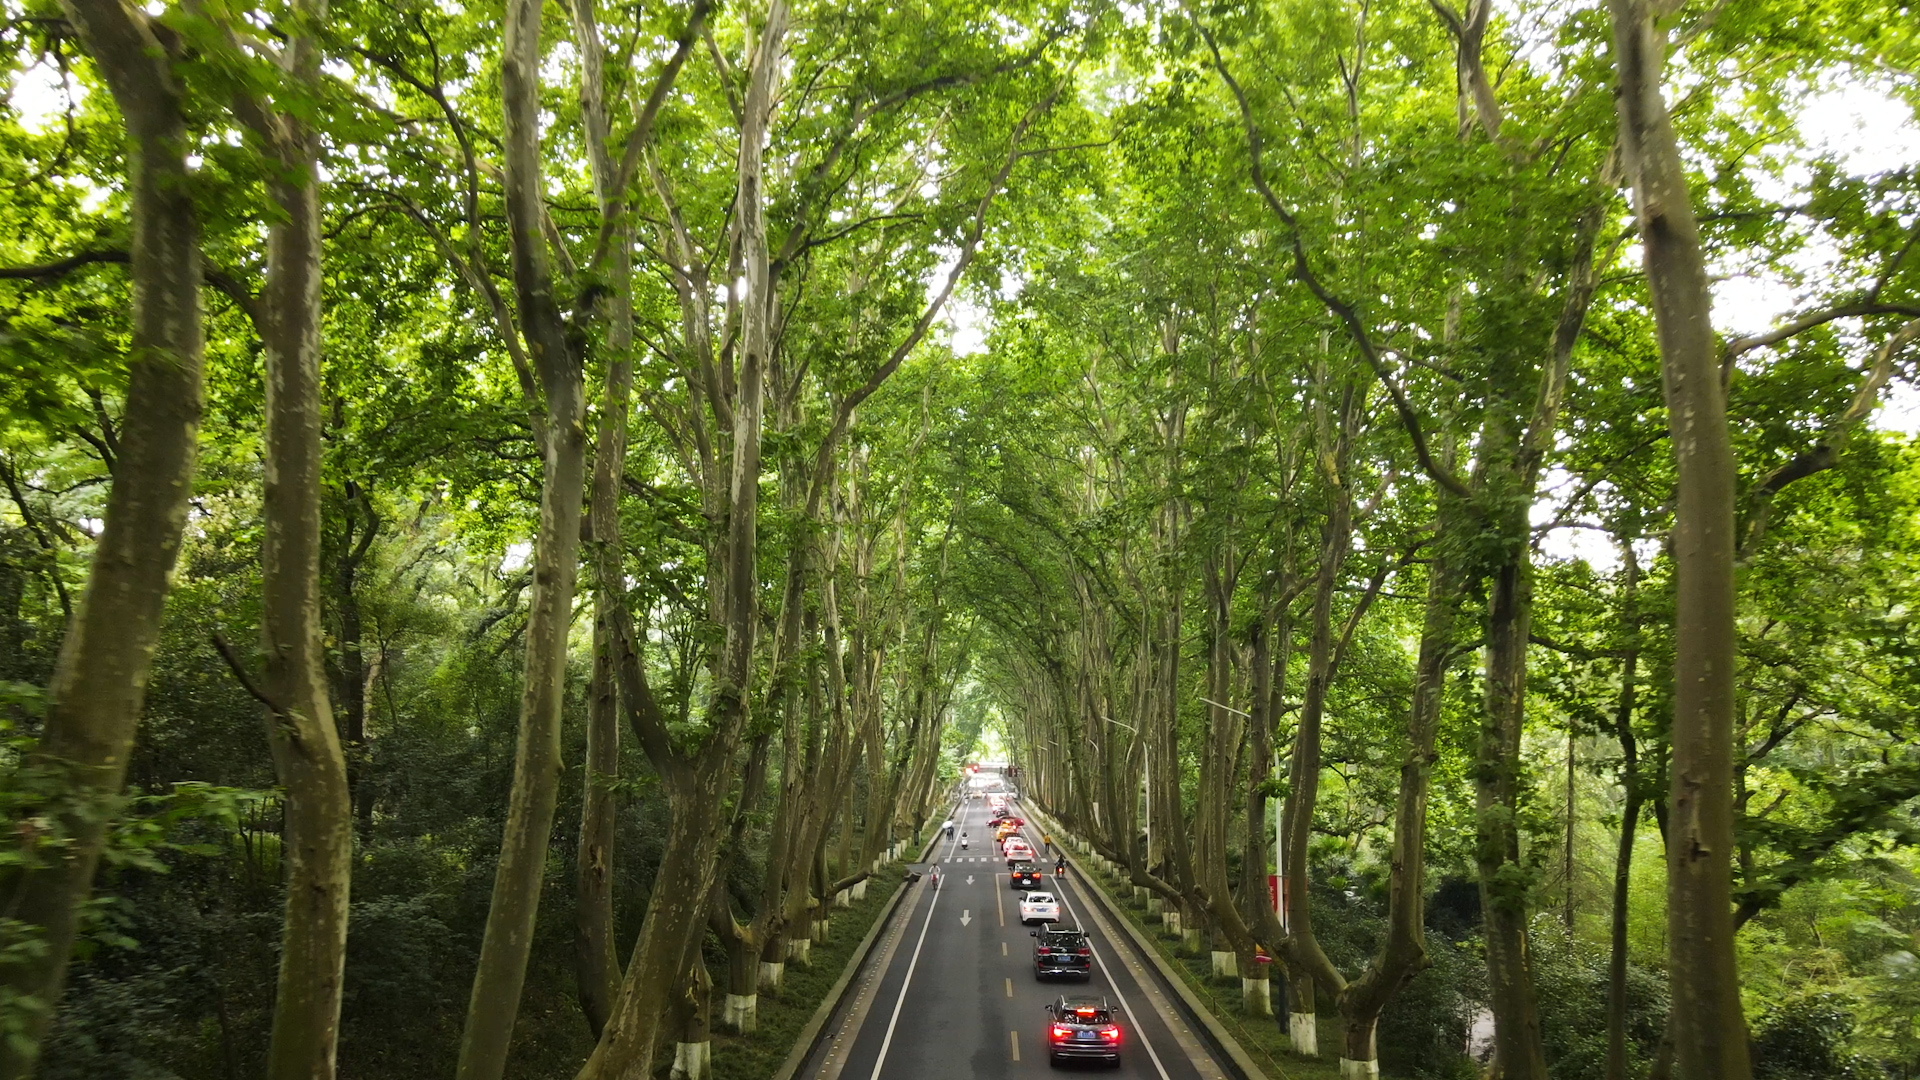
[2,0,1918,1078]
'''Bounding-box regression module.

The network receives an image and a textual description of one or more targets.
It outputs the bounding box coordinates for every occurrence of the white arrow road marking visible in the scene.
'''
[960,910,972,926]
[966,876,975,885]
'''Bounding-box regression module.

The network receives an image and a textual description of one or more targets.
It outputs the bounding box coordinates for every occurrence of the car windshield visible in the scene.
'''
[1012,862,1036,872]
[1042,932,1083,947]
[1026,893,1053,903]
[1059,1003,1110,1023]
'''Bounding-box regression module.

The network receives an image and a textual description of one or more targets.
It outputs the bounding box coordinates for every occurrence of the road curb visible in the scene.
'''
[1023,803,1271,1080]
[770,806,954,1080]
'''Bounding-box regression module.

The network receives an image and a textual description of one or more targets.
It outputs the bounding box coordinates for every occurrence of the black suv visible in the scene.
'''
[1032,926,1092,981]
[1044,994,1122,1066]
[1010,861,1043,890]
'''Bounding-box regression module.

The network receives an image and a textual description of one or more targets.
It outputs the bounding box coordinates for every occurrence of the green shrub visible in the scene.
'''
[1752,993,1889,1080]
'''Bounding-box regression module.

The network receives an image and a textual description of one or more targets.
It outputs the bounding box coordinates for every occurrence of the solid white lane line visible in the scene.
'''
[867,872,943,1080]
[1053,875,1174,1080]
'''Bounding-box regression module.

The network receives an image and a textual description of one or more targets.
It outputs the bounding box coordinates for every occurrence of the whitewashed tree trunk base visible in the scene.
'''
[1211,950,1237,978]
[671,1041,711,1080]
[721,994,757,1033]
[851,880,868,901]
[1182,928,1202,954]
[834,889,852,909]
[1289,1012,1319,1055]
[811,917,830,943]
[758,960,785,993]
[787,938,812,966]
[1241,977,1272,1017]
[1338,1058,1379,1079]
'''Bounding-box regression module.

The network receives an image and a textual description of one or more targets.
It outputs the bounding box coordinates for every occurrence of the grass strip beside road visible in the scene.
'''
[705,847,921,1080]
[1088,881,1361,1080]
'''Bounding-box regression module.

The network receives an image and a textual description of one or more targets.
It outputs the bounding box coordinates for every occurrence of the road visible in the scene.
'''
[802,795,1232,1079]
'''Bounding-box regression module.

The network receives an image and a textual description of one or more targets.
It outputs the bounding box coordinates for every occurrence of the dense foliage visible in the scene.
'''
[1,0,1916,1078]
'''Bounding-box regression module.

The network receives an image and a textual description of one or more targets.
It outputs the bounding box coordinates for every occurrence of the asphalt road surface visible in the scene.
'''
[803,796,1232,1079]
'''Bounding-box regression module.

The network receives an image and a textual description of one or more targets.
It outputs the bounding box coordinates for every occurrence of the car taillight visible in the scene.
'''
[1100,1026,1121,1041]
[1036,947,1050,955]
[1078,947,1091,955]
[1050,1026,1073,1040]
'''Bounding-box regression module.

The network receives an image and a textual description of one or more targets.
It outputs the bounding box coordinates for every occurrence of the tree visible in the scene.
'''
[1606,2,1753,1077]
[0,2,205,1072]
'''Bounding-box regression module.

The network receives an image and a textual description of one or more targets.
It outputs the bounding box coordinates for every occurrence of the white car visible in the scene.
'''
[1019,892,1060,925]
[1004,838,1034,862]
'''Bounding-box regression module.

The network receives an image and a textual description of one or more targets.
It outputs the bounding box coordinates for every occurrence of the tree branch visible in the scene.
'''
[1,247,266,326]
[1723,300,1920,365]
[212,632,281,712]
[768,26,1067,277]
[800,76,1067,519]
[1740,316,1920,556]
[582,0,714,282]
[1194,17,1472,499]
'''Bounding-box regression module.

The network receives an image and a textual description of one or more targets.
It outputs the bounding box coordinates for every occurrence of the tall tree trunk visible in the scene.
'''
[1197,549,1263,992]
[1281,379,1358,1054]
[1471,185,1605,1080]
[1477,476,1550,1080]
[1241,603,1292,945]
[669,954,714,1080]
[455,0,591,1071]
[1605,545,1643,1080]
[1565,721,1578,930]
[257,16,355,1072]
[1607,4,1751,1078]
[578,6,785,1074]
[576,608,620,1038]
[329,482,378,835]
[580,753,739,1080]
[0,3,203,1073]
[569,0,635,1025]
[1337,529,1462,1080]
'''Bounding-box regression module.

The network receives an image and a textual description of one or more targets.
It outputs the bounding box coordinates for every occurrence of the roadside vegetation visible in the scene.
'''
[2,0,1917,1078]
